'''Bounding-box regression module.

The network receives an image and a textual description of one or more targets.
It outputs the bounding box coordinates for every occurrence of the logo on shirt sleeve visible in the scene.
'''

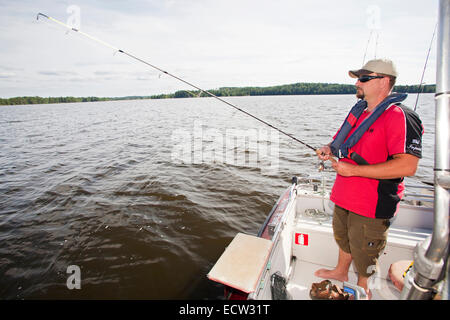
[408,138,422,154]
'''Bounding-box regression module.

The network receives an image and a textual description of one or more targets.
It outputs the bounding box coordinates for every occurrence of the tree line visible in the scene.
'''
[0,83,436,105]
[0,96,111,105]
[0,95,155,106]
[165,83,436,99]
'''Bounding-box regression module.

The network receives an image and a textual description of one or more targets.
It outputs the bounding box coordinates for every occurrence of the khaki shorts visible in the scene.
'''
[333,205,390,277]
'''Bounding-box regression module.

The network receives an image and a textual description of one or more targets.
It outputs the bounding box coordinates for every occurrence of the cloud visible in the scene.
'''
[93,71,116,76]
[0,0,440,98]
[37,70,78,76]
[0,72,16,78]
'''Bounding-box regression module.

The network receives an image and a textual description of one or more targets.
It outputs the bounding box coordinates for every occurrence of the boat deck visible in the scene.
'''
[286,211,430,300]
[286,259,401,300]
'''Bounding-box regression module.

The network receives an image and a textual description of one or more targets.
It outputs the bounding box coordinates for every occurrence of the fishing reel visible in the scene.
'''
[318,161,325,172]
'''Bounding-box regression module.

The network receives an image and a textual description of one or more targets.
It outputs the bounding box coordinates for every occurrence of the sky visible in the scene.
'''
[0,0,440,98]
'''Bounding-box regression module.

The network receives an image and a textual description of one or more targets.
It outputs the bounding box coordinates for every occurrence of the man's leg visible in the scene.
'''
[314,247,352,282]
[350,213,389,300]
[315,205,352,281]
[357,275,372,299]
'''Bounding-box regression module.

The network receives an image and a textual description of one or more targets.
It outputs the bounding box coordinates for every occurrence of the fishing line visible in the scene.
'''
[36,12,319,153]
[414,22,438,112]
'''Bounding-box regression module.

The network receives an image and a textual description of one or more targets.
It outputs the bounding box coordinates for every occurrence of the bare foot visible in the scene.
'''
[314,268,349,282]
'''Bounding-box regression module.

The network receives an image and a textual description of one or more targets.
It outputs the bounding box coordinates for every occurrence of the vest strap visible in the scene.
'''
[330,93,408,163]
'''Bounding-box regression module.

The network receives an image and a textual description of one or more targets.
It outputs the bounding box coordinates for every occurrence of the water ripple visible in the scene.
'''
[0,94,435,299]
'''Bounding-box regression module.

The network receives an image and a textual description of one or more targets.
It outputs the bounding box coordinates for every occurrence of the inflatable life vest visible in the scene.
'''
[329,93,408,165]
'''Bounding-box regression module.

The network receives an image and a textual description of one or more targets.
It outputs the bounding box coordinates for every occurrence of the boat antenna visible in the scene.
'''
[362,30,374,65]
[414,22,438,112]
[36,12,320,153]
[362,29,380,65]
[374,32,379,59]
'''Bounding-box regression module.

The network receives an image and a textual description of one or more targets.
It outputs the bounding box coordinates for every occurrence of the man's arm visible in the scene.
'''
[332,153,420,179]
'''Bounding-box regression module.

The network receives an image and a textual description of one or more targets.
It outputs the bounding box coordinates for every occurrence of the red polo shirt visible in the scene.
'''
[330,103,423,219]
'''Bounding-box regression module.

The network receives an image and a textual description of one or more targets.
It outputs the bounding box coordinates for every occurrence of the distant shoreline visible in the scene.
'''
[0,82,436,106]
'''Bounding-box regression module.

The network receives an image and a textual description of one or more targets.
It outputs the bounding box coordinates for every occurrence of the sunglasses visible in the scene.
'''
[358,75,385,83]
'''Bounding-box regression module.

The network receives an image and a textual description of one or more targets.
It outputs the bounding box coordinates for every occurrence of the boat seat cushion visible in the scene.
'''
[207,233,272,293]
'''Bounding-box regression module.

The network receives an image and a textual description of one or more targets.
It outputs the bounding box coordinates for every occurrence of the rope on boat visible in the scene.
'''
[301,173,331,223]
[303,208,330,222]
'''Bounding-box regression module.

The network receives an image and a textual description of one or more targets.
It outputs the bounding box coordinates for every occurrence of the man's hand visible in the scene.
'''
[316,145,332,161]
[332,161,356,177]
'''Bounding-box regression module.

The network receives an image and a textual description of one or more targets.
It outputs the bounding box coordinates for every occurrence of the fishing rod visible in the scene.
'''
[414,22,438,112]
[36,12,333,162]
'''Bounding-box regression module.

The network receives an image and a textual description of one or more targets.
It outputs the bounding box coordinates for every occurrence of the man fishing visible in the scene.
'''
[314,59,424,299]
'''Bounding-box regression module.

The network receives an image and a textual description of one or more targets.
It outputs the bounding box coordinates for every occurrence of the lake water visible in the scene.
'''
[0,93,435,299]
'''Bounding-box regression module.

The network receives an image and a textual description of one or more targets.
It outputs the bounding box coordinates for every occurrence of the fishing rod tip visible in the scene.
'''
[37,13,49,20]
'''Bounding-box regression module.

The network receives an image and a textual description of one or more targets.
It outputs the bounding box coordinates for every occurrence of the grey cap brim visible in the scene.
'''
[349,59,398,78]
[348,69,372,78]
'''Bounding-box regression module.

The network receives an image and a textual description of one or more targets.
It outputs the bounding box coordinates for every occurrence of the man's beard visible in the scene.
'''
[356,87,365,99]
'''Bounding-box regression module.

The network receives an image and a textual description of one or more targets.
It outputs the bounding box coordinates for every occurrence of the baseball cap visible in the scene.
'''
[349,59,398,78]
